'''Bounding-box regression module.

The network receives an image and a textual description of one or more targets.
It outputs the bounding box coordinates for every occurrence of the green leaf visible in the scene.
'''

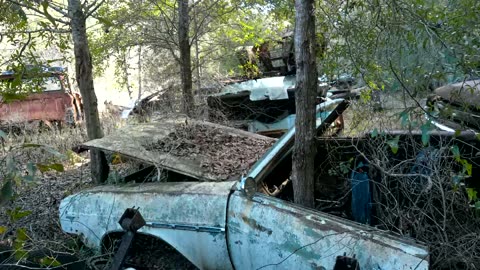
[399,110,409,128]
[451,145,461,159]
[0,226,7,234]
[13,239,24,250]
[464,160,473,176]
[371,128,378,138]
[14,248,28,261]
[16,228,29,242]
[7,207,32,223]
[24,162,37,181]
[387,135,400,154]
[454,129,461,137]
[22,144,65,158]
[0,180,13,205]
[97,16,113,27]
[40,256,62,267]
[467,188,478,201]
[9,3,27,21]
[37,163,64,173]
[475,201,480,210]
[420,123,431,146]
[6,155,16,173]
[41,1,57,27]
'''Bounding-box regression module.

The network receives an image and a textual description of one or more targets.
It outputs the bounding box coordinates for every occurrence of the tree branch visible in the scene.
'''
[6,0,70,25]
[85,0,106,18]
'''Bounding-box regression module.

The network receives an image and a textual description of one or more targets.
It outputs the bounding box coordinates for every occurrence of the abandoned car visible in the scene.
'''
[426,79,480,133]
[59,99,430,269]
[0,66,83,126]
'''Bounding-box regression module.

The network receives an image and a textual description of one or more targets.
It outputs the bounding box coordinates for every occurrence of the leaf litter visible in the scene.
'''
[143,123,275,180]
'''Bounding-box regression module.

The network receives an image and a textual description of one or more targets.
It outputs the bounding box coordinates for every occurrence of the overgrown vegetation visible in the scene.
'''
[1,0,480,268]
[0,114,125,268]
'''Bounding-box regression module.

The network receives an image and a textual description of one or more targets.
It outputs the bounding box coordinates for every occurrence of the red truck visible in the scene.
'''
[0,66,83,126]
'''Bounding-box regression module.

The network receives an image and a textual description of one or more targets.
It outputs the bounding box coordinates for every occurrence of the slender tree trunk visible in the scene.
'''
[178,0,194,116]
[292,0,317,208]
[123,50,132,99]
[138,44,142,101]
[69,0,109,183]
[193,8,201,91]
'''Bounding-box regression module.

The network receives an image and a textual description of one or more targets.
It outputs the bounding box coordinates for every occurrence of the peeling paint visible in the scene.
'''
[59,181,235,270]
[241,215,273,235]
[226,192,429,270]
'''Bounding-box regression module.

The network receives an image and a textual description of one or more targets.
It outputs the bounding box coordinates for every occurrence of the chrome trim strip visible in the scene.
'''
[145,222,225,233]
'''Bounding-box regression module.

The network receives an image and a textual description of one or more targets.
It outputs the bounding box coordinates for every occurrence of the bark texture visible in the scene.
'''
[69,0,109,183]
[178,0,195,116]
[292,0,318,208]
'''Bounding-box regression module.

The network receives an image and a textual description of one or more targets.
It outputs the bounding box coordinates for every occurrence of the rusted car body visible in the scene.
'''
[426,79,480,132]
[206,75,358,138]
[59,99,429,269]
[0,67,83,125]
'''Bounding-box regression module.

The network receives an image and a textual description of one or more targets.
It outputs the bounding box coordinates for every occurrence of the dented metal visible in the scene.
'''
[59,101,430,269]
[60,181,236,270]
[227,192,428,269]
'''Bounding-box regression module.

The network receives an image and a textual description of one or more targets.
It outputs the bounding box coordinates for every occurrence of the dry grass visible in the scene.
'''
[0,112,131,266]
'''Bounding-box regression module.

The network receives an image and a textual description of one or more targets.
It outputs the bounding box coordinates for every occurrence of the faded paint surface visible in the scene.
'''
[0,74,82,124]
[82,117,276,181]
[61,99,431,269]
[227,192,429,270]
[213,76,296,101]
[0,92,77,123]
[59,181,235,270]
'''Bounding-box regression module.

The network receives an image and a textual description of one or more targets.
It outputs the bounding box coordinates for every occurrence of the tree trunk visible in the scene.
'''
[123,50,132,99]
[178,0,194,116]
[138,44,142,101]
[68,0,109,183]
[292,0,318,208]
[193,7,201,91]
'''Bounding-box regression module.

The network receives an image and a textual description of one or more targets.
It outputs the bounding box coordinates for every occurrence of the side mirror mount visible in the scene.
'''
[239,176,256,199]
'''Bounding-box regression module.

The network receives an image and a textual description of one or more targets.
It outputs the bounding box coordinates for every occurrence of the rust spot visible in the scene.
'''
[241,215,273,235]
[0,71,82,125]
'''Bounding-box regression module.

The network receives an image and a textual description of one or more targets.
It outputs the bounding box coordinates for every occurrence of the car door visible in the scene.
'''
[226,191,429,270]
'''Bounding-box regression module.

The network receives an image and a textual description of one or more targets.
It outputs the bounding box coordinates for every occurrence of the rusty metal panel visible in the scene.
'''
[227,192,429,270]
[0,70,80,124]
[59,181,235,270]
[82,117,276,181]
[0,91,76,123]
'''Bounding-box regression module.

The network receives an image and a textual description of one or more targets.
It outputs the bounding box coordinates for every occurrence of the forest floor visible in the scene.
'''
[0,114,198,269]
